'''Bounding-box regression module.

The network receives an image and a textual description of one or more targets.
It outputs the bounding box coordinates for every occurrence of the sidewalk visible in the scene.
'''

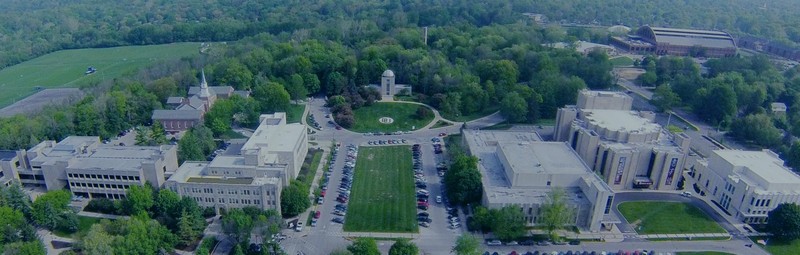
[77,211,130,220]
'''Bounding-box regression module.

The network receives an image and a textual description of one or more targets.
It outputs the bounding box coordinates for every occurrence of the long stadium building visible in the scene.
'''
[612,26,736,57]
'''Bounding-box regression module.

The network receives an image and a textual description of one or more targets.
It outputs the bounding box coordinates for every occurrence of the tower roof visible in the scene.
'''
[382,69,395,77]
[198,69,211,98]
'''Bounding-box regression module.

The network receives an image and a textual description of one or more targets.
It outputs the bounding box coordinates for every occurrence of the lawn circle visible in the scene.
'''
[379,117,394,124]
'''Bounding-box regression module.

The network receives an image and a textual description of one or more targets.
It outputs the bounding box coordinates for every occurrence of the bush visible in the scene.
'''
[85,198,121,215]
[202,207,216,218]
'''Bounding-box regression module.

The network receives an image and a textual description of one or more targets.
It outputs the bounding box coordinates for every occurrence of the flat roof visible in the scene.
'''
[241,123,305,153]
[498,142,589,175]
[0,150,17,161]
[582,110,661,133]
[186,177,254,185]
[67,158,143,171]
[714,150,800,185]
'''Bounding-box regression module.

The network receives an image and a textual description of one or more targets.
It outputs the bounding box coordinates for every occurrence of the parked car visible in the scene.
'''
[332,217,344,224]
[295,222,304,232]
[486,240,502,246]
[314,211,321,219]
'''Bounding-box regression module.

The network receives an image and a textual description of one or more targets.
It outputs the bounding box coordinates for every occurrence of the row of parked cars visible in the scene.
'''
[413,144,432,228]
[367,139,407,145]
[431,138,461,229]
[331,144,358,224]
[308,114,323,130]
[363,131,412,136]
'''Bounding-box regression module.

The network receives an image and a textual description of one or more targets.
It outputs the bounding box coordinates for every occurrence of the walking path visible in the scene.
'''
[77,211,129,220]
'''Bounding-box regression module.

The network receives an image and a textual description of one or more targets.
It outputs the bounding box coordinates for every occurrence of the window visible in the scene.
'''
[79,174,85,178]
[767,199,771,207]
[122,176,128,181]
[546,181,551,186]
[133,176,140,181]
[750,197,755,205]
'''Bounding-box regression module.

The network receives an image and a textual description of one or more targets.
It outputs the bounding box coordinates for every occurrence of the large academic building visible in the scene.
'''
[0,136,179,199]
[463,130,615,232]
[692,150,800,224]
[555,90,690,191]
[165,113,308,212]
[611,26,737,57]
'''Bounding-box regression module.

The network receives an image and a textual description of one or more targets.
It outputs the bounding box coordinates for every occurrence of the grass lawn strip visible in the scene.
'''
[286,104,306,124]
[343,146,416,232]
[441,105,499,122]
[618,201,725,235]
[52,215,104,238]
[752,236,800,255]
[0,43,200,108]
[350,103,434,133]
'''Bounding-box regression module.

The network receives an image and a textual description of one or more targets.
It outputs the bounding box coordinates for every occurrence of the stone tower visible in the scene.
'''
[380,70,395,96]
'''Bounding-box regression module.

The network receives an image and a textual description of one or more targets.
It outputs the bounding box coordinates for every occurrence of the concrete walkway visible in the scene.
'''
[38,229,75,255]
[77,211,130,220]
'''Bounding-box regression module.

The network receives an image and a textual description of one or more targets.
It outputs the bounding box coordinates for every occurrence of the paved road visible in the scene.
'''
[482,239,767,255]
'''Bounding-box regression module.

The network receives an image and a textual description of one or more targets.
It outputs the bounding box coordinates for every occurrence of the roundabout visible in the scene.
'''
[347,102,435,133]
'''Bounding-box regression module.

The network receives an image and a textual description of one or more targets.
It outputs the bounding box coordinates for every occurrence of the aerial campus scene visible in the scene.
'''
[2,1,800,255]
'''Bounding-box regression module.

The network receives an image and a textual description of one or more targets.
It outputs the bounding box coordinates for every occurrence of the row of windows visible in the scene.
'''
[192,196,270,205]
[183,187,267,196]
[70,182,131,190]
[724,182,736,194]
[750,198,772,207]
[748,209,769,215]
[68,173,140,181]
[210,170,243,175]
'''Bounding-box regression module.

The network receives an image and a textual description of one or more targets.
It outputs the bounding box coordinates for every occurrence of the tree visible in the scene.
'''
[31,190,71,230]
[280,181,310,217]
[222,209,253,244]
[730,113,782,147]
[468,206,493,233]
[786,141,800,171]
[650,84,680,112]
[254,82,291,113]
[3,240,45,255]
[0,206,26,242]
[286,74,309,101]
[80,224,114,255]
[57,211,79,233]
[768,203,800,241]
[637,71,657,87]
[347,238,380,255]
[149,122,168,145]
[154,189,181,219]
[334,114,355,128]
[492,205,527,242]
[540,187,574,241]
[177,210,199,246]
[231,244,245,255]
[3,182,31,216]
[443,154,483,206]
[388,239,419,255]
[452,234,481,255]
[123,184,154,216]
[500,92,528,123]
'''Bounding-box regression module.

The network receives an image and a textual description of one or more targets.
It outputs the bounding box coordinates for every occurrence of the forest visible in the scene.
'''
[1,0,800,70]
[0,0,619,151]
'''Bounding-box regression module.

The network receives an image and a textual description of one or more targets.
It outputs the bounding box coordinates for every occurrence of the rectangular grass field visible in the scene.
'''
[343,145,417,233]
[618,201,726,234]
[0,43,201,108]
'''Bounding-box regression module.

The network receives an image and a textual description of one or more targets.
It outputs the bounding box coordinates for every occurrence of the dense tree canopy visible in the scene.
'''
[443,154,483,206]
[767,203,800,241]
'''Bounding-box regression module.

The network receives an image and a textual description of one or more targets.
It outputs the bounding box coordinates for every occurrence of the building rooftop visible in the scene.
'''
[581,110,661,134]
[643,26,736,49]
[188,86,235,96]
[498,142,589,176]
[152,109,203,120]
[713,150,800,188]
[772,102,787,112]
[67,158,144,171]
[186,177,254,185]
[0,150,17,161]
[241,118,305,153]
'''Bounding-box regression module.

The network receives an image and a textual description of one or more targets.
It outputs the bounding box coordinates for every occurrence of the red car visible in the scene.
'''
[438,133,447,137]
[314,211,321,219]
[417,202,429,207]
[320,191,326,197]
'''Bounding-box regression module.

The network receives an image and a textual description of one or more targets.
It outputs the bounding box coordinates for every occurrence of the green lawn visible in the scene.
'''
[610,56,635,66]
[752,237,800,255]
[286,104,306,124]
[344,146,417,233]
[298,149,323,188]
[676,252,734,255]
[618,201,725,234]
[0,43,201,108]
[441,105,499,122]
[53,215,104,239]
[350,103,434,133]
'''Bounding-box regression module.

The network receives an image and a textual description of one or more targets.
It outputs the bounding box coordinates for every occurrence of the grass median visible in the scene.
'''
[343,146,417,233]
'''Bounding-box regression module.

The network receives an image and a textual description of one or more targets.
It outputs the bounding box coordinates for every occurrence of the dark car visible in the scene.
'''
[417,217,432,223]
[417,205,428,210]
[568,240,580,245]
[332,217,344,224]
[417,212,429,217]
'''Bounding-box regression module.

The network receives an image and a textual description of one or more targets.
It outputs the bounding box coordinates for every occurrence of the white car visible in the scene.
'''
[295,222,304,232]
[435,196,442,203]
[681,191,692,197]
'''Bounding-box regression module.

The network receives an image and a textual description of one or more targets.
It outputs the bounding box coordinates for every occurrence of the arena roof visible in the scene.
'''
[639,26,736,49]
